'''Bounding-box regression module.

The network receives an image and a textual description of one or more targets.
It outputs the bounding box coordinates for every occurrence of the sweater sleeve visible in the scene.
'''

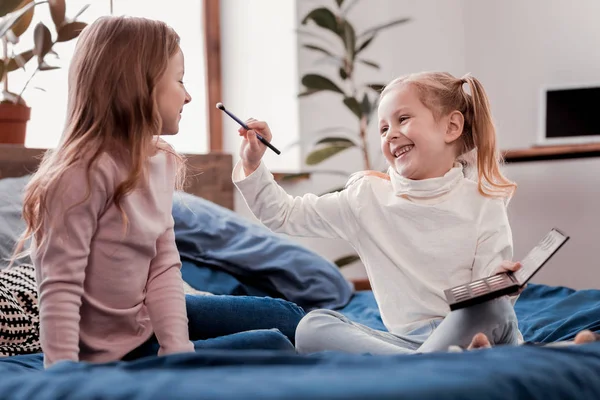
[232,161,360,241]
[145,217,194,356]
[36,159,114,368]
[471,197,514,281]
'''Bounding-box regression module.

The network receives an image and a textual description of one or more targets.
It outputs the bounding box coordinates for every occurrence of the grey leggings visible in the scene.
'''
[295,297,521,355]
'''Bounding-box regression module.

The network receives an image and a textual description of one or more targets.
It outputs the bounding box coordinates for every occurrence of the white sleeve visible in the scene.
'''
[233,161,360,241]
[472,197,514,280]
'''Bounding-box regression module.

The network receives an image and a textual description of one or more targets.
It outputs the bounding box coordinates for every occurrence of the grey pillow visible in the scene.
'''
[0,175,31,269]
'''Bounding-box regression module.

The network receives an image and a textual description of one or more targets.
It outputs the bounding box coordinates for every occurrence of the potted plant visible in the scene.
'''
[0,0,88,145]
[295,0,410,268]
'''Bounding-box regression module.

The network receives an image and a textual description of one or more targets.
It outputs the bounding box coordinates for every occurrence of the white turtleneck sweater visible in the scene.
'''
[233,161,514,335]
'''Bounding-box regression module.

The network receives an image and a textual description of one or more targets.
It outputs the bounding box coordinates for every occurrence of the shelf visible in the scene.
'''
[502,143,600,163]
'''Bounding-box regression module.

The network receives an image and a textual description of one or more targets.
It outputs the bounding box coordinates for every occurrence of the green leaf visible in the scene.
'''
[301,7,338,33]
[33,22,52,60]
[39,61,59,71]
[56,21,87,42]
[0,0,36,38]
[339,67,347,80]
[279,173,311,181]
[359,17,411,38]
[0,0,23,18]
[315,137,356,145]
[335,0,345,7]
[298,89,321,97]
[355,35,374,55]
[10,0,35,38]
[301,74,344,95]
[6,49,33,71]
[358,59,380,69]
[360,93,371,116]
[341,20,356,61]
[306,142,355,165]
[343,96,362,119]
[48,0,66,28]
[302,44,337,58]
[334,254,361,267]
[366,83,385,92]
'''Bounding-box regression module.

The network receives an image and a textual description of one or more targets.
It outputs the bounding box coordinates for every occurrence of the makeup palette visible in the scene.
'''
[445,228,569,311]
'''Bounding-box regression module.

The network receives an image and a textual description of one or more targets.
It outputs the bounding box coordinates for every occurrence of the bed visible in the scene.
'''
[1,145,600,400]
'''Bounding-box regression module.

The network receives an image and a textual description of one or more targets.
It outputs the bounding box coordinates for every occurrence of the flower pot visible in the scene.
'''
[0,103,31,145]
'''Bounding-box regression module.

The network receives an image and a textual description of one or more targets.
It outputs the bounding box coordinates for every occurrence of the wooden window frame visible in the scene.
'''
[203,0,223,152]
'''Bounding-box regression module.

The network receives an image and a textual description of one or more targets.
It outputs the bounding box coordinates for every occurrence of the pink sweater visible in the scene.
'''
[32,149,194,368]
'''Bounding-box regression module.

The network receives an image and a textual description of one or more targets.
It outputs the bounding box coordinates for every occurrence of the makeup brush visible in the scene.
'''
[216,102,281,155]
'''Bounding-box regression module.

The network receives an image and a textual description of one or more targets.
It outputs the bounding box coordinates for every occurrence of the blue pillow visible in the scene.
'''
[172,191,354,311]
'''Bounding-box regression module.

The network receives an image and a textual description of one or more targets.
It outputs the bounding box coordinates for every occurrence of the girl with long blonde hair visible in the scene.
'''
[234,71,523,354]
[14,16,302,368]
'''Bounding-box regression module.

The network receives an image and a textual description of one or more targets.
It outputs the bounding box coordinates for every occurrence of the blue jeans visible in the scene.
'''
[123,294,305,360]
[295,297,521,355]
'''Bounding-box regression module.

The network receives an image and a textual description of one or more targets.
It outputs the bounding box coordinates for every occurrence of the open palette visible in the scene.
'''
[445,228,570,311]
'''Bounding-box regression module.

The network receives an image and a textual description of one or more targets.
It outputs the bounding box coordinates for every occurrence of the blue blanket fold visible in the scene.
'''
[172,191,354,311]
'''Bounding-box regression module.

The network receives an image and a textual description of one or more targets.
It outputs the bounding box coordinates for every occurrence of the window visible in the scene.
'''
[11,0,209,154]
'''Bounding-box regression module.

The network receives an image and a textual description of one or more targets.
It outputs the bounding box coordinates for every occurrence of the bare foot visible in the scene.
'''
[467,332,492,350]
[574,330,600,345]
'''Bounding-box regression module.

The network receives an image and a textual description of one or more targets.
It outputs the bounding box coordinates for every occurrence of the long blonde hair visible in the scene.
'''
[12,16,186,261]
[364,71,515,199]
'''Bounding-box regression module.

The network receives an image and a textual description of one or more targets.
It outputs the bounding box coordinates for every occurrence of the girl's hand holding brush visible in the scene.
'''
[239,119,273,176]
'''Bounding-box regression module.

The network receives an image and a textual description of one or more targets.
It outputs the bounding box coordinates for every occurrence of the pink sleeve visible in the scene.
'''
[145,219,194,355]
[36,159,113,368]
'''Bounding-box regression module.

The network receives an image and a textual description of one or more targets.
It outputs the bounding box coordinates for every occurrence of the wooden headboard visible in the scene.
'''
[0,144,234,210]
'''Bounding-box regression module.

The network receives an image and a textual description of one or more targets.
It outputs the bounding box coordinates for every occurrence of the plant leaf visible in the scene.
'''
[302,44,336,58]
[355,35,374,55]
[33,22,52,60]
[0,0,23,18]
[341,20,356,62]
[334,254,361,267]
[359,17,411,38]
[315,137,356,145]
[366,83,385,92]
[9,0,34,38]
[56,21,87,42]
[301,7,338,33]
[39,61,59,71]
[301,74,344,95]
[343,96,362,119]
[279,173,311,181]
[335,0,345,7]
[298,89,322,97]
[48,0,66,28]
[360,93,371,116]
[306,142,355,165]
[6,49,33,71]
[339,67,347,80]
[358,59,380,69]
[0,0,36,38]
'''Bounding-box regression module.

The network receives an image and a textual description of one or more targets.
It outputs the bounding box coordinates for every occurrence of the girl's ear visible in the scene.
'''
[445,110,464,144]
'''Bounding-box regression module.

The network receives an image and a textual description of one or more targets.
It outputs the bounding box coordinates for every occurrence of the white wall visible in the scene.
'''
[464,0,600,289]
[220,0,301,172]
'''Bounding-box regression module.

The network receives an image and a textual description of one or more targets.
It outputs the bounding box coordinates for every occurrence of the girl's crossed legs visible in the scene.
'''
[295,297,520,355]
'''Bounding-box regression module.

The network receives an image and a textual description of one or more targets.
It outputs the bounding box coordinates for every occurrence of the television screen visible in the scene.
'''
[543,86,600,143]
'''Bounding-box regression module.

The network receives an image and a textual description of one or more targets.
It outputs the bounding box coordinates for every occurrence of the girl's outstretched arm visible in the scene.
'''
[233,161,361,241]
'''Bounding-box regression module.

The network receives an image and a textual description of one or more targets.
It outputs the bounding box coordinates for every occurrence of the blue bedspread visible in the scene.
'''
[1,284,600,400]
